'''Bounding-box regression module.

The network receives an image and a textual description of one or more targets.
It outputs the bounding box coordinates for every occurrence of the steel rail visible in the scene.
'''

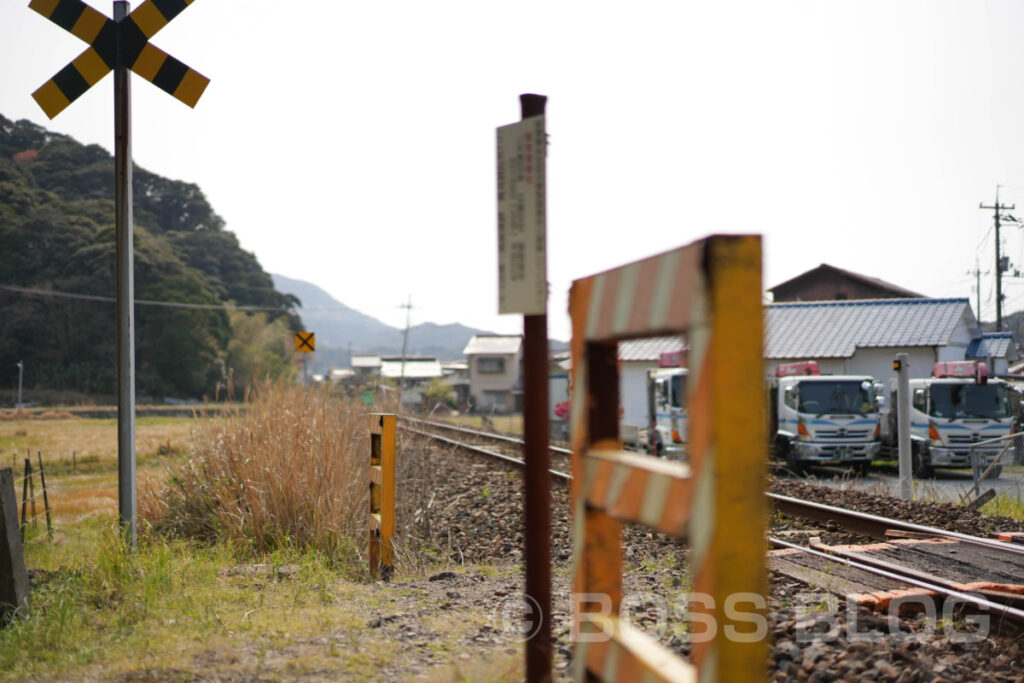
[401,425,572,481]
[398,415,572,455]
[409,422,1024,618]
[406,421,1024,557]
[770,537,1024,623]
[768,492,1024,558]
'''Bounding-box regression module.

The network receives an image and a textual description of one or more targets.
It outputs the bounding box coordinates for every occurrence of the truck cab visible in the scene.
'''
[647,366,688,458]
[882,361,1013,477]
[770,361,880,470]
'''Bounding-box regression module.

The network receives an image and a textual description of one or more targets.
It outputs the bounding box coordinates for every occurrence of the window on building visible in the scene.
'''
[485,390,507,405]
[477,356,506,373]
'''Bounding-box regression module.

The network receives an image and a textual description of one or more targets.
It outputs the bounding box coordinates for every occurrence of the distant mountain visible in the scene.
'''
[271,274,495,364]
[271,274,402,350]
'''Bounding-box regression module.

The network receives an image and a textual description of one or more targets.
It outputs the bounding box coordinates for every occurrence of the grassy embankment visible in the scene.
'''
[0,386,525,681]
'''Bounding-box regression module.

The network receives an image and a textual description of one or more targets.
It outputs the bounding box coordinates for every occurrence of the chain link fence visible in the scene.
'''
[966,432,1024,497]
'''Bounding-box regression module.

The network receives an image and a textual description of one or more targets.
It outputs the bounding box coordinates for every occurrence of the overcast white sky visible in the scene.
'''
[4,1,1024,343]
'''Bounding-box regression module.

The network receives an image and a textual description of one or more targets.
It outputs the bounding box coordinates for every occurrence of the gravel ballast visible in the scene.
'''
[396,433,1024,681]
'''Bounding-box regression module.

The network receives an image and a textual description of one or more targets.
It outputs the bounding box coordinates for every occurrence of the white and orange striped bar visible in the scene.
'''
[582,449,692,536]
[576,614,697,683]
[580,242,705,342]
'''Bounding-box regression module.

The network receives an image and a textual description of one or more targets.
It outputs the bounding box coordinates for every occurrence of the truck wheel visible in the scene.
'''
[649,431,663,458]
[774,437,805,475]
[911,445,934,479]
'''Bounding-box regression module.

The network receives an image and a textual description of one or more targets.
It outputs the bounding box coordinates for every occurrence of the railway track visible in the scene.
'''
[398,415,571,480]
[400,416,1024,625]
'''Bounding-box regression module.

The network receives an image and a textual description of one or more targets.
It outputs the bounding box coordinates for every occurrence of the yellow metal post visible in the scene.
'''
[369,413,396,580]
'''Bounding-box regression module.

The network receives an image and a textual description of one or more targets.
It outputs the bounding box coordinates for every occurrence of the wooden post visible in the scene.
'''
[27,459,37,530]
[37,453,53,541]
[20,459,28,542]
[0,468,30,618]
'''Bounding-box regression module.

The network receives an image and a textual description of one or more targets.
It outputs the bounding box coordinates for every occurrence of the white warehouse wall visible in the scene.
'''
[620,362,651,430]
[765,346,942,384]
[843,347,938,383]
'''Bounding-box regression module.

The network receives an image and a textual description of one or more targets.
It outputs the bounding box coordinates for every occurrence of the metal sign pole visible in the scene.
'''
[30,0,212,548]
[114,0,137,547]
[496,94,552,681]
[895,354,912,500]
[519,93,551,683]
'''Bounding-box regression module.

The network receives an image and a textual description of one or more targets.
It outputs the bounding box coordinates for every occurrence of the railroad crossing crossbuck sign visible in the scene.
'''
[30,0,209,119]
[294,332,315,353]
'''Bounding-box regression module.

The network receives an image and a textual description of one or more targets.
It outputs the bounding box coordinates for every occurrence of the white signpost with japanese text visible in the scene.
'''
[497,116,547,315]
[496,96,551,682]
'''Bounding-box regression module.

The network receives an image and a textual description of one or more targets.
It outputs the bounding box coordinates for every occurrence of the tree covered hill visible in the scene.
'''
[0,114,300,401]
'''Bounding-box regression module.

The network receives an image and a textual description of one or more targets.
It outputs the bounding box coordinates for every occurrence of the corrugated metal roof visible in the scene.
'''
[967,333,1013,359]
[380,358,443,379]
[618,337,685,362]
[463,335,522,355]
[765,298,973,359]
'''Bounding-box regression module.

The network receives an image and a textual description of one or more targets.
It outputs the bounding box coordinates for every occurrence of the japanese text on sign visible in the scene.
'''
[497,116,547,315]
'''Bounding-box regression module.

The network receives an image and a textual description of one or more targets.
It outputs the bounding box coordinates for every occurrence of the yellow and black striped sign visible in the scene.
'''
[30,0,209,119]
[294,332,315,352]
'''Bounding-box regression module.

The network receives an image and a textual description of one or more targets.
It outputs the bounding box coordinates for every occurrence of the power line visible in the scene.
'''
[0,284,291,312]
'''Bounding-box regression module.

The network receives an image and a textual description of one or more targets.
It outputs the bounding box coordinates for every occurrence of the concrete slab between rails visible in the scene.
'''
[770,539,1024,615]
[769,549,905,600]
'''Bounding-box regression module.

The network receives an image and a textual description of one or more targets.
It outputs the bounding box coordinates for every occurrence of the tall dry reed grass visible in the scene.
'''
[140,381,378,559]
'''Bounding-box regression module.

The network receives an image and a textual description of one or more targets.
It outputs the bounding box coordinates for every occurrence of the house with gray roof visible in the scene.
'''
[463,335,523,413]
[764,298,1017,381]
[966,333,1017,375]
[380,356,444,408]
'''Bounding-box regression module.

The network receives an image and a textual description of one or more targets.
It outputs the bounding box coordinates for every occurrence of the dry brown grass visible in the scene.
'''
[140,381,377,560]
[0,415,194,466]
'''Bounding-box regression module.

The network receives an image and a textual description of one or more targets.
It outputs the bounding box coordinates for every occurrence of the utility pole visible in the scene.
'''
[981,187,1015,331]
[397,296,413,410]
[968,259,989,323]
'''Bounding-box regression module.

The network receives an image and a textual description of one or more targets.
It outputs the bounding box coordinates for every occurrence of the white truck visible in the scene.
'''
[879,361,1014,478]
[646,365,688,458]
[768,361,881,471]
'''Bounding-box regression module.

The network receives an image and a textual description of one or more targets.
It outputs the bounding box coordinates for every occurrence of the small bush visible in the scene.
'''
[140,381,371,562]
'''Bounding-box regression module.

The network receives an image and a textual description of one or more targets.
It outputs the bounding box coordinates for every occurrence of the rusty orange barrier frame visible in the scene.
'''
[369,413,396,580]
[568,235,768,682]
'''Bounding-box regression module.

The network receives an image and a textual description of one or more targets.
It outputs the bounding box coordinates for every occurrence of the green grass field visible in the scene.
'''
[0,394,527,681]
